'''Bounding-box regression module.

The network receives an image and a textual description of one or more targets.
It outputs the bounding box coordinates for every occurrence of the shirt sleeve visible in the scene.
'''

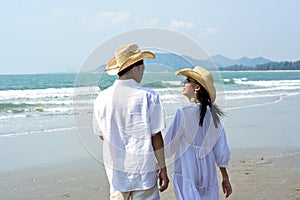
[93,99,103,136]
[164,108,184,158]
[149,94,165,135]
[213,127,231,167]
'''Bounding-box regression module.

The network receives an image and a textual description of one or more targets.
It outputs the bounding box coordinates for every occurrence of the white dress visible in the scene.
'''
[164,103,230,200]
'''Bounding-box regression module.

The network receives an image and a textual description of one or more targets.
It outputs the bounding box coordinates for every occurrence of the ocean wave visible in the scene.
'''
[0,88,72,101]
[227,92,300,110]
[227,95,284,110]
[225,93,280,100]
[233,79,300,87]
[0,127,77,137]
[161,80,182,86]
[0,114,27,120]
[0,105,93,117]
[225,92,300,101]
[0,100,74,110]
[1,76,300,121]
[0,86,99,101]
[222,78,300,87]
[0,102,31,110]
[142,80,182,89]
[0,86,98,116]
[222,77,248,84]
[226,85,300,95]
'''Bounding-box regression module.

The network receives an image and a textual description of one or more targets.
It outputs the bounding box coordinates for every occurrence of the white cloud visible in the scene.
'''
[78,11,130,30]
[169,20,195,29]
[200,27,220,37]
[96,11,130,24]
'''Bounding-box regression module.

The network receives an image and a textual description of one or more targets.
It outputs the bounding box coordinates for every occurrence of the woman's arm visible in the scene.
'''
[219,167,232,198]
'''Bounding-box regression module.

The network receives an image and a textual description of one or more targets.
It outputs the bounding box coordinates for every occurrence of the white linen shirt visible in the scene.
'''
[164,102,230,200]
[93,79,165,192]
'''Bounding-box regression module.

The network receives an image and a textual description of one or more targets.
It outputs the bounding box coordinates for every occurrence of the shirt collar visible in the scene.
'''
[113,79,140,87]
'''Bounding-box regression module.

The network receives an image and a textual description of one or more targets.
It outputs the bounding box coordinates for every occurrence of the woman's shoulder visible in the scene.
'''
[177,103,200,114]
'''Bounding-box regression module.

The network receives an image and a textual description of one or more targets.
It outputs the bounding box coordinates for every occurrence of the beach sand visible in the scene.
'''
[1,147,299,200]
[1,95,300,200]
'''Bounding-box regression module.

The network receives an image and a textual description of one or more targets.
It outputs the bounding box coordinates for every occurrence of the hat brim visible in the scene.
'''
[176,68,216,102]
[105,51,155,75]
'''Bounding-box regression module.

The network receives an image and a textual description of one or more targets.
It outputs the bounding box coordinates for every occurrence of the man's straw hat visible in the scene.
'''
[176,66,216,103]
[105,44,155,75]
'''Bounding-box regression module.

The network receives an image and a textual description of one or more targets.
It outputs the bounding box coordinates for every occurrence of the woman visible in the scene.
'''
[164,66,232,199]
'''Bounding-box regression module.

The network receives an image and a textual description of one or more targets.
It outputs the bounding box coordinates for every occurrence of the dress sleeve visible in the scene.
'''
[213,127,231,167]
[164,108,184,158]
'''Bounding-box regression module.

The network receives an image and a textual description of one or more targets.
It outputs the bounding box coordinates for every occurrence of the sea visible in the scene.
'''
[1,71,300,138]
[1,70,300,171]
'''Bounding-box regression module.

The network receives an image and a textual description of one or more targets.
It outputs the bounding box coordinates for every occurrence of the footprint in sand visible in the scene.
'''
[255,157,272,165]
[62,193,71,197]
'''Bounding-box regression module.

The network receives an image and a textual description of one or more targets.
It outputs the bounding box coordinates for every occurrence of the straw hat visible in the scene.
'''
[176,66,216,103]
[105,44,155,75]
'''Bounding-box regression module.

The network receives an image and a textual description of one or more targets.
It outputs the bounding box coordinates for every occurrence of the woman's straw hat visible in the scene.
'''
[105,44,155,75]
[176,66,216,102]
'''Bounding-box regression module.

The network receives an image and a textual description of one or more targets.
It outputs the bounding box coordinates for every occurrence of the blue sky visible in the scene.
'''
[1,0,299,74]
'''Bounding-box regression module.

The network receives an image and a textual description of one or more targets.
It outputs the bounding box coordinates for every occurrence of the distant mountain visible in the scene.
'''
[147,53,272,69]
[145,53,217,71]
[145,53,194,70]
[211,55,272,68]
[210,55,235,67]
[93,53,274,72]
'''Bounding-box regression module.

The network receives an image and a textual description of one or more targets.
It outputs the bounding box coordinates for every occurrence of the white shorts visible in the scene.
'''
[110,185,160,200]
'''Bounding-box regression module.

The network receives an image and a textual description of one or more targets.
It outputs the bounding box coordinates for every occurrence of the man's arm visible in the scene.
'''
[151,132,169,192]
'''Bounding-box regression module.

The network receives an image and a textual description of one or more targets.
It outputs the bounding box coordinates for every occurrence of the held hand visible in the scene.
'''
[222,178,232,198]
[158,168,169,192]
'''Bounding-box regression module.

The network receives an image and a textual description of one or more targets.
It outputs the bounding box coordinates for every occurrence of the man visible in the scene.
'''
[93,44,169,200]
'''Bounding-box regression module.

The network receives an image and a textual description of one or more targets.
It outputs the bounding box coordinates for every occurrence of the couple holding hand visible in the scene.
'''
[93,44,232,200]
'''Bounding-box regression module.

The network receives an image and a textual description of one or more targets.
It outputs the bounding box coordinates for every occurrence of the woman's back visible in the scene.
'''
[165,103,230,200]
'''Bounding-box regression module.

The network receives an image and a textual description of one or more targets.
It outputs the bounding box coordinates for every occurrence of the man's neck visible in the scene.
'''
[119,75,138,82]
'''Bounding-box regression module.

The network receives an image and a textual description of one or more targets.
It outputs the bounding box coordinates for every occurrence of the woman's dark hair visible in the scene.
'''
[117,60,144,76]
[196,84,225,128]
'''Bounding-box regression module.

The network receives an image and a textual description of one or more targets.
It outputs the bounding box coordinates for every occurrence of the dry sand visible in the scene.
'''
[162,147,300,200]
[1,147,299,200]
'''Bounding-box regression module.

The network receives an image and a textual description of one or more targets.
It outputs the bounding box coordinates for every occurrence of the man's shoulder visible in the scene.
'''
[95,86,113,100]
[138,86,158,96]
